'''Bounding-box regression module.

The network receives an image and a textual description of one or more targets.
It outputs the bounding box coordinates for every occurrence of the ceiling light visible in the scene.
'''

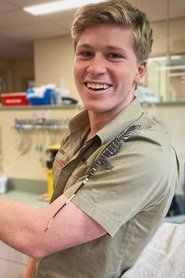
[148,55,182,63]
[149,56,166,62]
[157,65,185,71]
[23,0,105,16]
[168,72,185,77]
[170,55,182,60]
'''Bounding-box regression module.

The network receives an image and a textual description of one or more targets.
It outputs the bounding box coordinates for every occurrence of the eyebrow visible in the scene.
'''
[76,44,91,49]
[77,44,125,52]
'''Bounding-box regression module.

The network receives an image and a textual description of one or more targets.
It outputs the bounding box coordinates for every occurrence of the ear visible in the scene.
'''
[134,60,147,83]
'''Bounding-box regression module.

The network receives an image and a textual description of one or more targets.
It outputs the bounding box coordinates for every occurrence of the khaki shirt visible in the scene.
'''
[34,98,179,278]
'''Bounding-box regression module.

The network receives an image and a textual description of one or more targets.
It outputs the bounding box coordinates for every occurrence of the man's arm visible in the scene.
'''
[0,195,106,258]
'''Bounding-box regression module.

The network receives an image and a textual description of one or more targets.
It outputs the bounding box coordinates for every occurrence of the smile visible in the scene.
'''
[85,82,111,90]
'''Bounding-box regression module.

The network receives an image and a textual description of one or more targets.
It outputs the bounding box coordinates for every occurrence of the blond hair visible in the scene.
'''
[71,0,153,62]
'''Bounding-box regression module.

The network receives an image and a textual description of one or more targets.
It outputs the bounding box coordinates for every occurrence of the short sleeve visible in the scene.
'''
[64,138,178,237]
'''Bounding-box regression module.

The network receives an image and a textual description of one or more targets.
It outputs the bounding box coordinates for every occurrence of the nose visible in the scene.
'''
[87,54,107,75]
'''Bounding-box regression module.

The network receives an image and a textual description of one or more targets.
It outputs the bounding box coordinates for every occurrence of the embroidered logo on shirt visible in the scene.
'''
[59,149,65,154]
[56,158,65,167]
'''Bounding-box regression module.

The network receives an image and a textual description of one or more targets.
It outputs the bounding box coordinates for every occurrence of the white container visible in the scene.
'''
[0,175,8,194]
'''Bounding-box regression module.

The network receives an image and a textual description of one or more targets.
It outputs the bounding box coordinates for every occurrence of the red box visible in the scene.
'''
[1,93,29,106]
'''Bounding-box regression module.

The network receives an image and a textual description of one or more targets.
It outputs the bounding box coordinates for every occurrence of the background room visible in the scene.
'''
[0,0,185,275]
[0,0,185,210]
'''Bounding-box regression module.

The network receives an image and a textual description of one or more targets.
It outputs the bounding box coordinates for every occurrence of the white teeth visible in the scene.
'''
[86,82,110,90]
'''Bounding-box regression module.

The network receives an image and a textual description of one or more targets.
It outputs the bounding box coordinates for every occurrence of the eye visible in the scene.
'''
[76,50,93,59]
[107,52,123,60]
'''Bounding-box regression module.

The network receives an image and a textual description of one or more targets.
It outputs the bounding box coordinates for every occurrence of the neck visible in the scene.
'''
[87,96,135,138]
[87,111,113,139]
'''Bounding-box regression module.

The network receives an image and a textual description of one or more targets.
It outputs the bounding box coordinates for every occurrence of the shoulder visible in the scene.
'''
[129,113,174,153]
[118,116,179,184]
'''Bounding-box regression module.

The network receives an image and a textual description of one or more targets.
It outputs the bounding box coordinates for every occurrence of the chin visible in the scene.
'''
[87,105,112,114]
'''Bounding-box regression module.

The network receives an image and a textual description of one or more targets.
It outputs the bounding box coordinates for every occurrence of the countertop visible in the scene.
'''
[2,190,48,207]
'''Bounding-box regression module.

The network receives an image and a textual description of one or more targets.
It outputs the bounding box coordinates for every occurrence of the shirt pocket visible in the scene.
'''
[64,159,89,191]
[52,150,67,185]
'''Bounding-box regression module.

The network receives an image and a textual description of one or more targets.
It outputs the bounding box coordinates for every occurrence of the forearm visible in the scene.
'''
[0,194,106,259]
[0,195,73,258]
[0,196,46,256]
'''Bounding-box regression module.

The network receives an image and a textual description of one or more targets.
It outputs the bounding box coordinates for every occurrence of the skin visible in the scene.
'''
[1,24,147,278]
[0,195,106,257]
[74,24,147,138]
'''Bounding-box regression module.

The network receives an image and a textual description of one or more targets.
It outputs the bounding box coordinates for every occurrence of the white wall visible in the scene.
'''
[34,36,77,99]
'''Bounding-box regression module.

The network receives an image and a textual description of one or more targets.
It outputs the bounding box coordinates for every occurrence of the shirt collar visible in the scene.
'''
[69,98,143,145]
[68,109,90,145]
[97,98,143,143]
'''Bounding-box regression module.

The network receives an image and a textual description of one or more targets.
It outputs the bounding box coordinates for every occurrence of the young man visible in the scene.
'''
[0,1,179,277]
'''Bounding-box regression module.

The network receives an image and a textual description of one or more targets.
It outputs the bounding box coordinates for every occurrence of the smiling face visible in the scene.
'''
[73,24,147,119]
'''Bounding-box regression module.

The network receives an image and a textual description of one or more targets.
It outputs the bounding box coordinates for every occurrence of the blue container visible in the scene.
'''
[27,88,52,105]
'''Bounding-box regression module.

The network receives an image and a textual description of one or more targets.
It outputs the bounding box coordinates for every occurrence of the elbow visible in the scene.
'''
[22,237,49,259]
[26,246,46,259]
[26,242,49,259]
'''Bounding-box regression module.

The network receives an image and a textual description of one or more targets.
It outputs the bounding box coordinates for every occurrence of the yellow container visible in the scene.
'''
[45,144,60,200]
[45,168,54,199]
